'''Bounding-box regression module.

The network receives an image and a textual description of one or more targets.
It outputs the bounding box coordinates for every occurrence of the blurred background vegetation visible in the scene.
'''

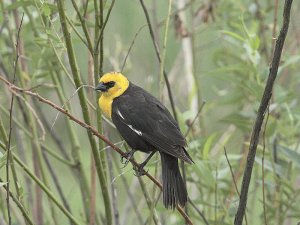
[0,0,299,224]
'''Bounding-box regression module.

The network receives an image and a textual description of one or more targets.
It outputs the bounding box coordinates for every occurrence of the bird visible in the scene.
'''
[95,72,193,209]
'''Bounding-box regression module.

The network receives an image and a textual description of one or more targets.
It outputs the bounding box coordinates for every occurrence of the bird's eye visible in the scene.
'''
[106,81,115,88]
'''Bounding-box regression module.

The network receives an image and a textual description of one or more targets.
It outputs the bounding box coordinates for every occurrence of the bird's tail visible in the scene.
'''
[160,152,187,209]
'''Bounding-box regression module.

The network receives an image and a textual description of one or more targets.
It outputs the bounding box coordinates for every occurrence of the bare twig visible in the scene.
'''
[6,13,24,225]
[184,101,206,137]
[41,149,73,224]
[234,1,293,224]
[95,0,116,51]
[0,76,194,225]
[107,149,120,225]
[188,199,209,225]
[69,0,93,54]
[0,178,34,225]
[89,154,97,225]
[159,0,173,96]
[224,147,248,225]
[139,0,178,121]
[121,25,147,72]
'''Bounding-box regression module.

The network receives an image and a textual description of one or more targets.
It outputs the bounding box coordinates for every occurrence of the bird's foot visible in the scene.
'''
[121,149,136,168]
[133,162,148,177]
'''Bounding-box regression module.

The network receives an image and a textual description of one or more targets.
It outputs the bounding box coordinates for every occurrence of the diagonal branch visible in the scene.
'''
[234,1,293,224]
[0,75,194,225]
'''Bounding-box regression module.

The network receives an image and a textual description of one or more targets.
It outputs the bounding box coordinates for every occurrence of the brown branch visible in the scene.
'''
[0,76,194,225]
[234,1,293,224]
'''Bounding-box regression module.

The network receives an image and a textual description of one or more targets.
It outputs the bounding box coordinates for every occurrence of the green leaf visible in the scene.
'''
[221,30,245,42]
[249,35,260,50]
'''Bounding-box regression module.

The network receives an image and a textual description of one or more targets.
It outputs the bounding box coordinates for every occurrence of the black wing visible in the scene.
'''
[112,83,192,163]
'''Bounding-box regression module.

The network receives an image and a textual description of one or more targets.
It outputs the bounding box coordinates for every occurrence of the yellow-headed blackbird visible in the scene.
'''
[96,72,193,209]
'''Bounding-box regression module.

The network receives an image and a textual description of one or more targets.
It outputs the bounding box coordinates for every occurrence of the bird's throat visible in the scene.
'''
[99,96,113,118]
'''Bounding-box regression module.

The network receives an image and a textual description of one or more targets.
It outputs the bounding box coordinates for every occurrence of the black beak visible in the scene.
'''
[95,82,108,92]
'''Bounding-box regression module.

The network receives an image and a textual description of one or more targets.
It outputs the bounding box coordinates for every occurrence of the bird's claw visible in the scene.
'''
[133,164,148,177]
[120,150,135,168]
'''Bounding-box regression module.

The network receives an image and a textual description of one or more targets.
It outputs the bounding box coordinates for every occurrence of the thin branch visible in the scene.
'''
[184,101,206,137]
[69,0,93,54]
[139,0,178,121]
[0,76,194,225]
[224,147,248,225]
[0,179,35,225]
[234,1,293,224]
[6,12,24,225]
[159,0,173,95]
[41,149,73,221]
[188,199,209,225]
[107,148,120,225]
[121,25,147,72]
[95,0,116,51]
[224,147,240,196]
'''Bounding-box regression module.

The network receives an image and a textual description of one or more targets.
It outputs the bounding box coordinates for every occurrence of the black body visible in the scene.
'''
[111,83,193,209]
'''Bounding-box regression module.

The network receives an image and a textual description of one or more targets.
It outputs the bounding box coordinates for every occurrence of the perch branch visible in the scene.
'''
[0,76,194,225]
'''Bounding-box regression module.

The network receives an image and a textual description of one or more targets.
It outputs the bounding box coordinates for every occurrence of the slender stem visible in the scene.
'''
[94,0,113,223]
[224,147,248,225]
[56,0,112,224]
[6,13,24,225]
[159,0,172,96]
[65,15,90,51]
[69,0,93,53]
[50,70,91,220]
[12,155,83,225]
[234,1,293,224]
[94,0,116,51]
[0,179,35,225]
[139,0,178,121]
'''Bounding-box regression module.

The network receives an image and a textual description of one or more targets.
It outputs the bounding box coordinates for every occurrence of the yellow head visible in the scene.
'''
[95,72,129,118]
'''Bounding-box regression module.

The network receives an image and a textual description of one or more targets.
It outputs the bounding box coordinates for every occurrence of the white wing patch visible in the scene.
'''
[128,125,142,136]
[117,109,125,120]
